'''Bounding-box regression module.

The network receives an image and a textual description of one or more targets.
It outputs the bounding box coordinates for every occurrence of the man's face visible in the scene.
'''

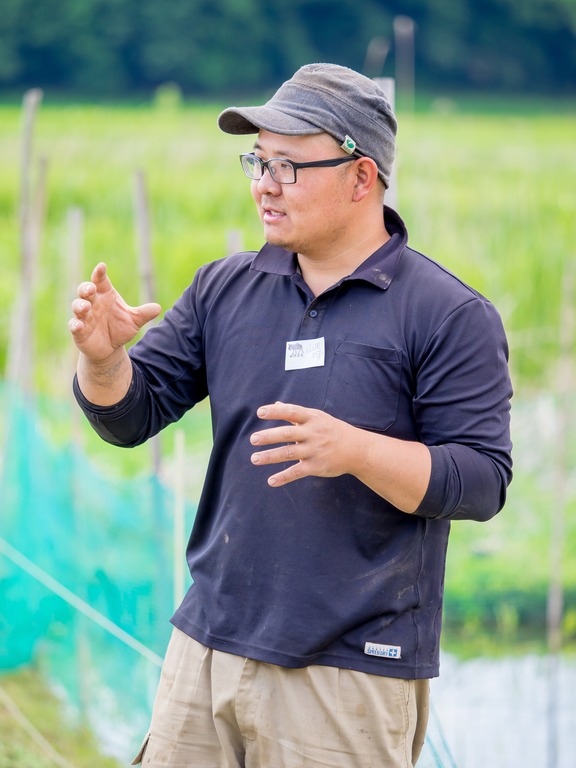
[250,130,356,259]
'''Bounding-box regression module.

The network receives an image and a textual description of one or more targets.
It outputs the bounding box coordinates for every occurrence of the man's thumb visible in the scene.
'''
[136,302,162,328]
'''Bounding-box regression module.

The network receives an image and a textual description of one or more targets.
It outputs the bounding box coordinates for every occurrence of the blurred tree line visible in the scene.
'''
[0,0,574,97]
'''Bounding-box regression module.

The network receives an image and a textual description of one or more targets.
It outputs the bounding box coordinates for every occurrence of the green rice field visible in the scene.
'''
[1,94,576,658]
[0,96,574,394]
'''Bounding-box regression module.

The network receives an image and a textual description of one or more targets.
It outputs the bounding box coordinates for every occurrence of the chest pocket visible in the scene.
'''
[324,341,402,432]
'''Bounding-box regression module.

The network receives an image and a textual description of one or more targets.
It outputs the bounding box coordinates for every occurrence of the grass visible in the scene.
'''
[0,95,574,397]
[0,667,120,768]
[397,110,575,388]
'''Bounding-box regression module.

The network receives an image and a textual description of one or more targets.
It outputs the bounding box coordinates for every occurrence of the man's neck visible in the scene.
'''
[298,225,390,297]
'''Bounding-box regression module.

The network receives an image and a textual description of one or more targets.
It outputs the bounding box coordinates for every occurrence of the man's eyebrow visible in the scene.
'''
[252,140,299,159]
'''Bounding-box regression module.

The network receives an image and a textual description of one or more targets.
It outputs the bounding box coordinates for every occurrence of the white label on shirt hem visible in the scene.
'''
[364,642,402,659]
[285,337,325,370]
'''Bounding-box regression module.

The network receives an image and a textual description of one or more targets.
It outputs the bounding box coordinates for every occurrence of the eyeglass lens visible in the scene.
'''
[241,155,296,183]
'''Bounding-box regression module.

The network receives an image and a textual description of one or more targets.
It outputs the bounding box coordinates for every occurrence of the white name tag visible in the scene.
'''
[364,642,402,659]
[285,337,325,370]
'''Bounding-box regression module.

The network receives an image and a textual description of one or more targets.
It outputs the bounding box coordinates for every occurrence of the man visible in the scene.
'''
[70,63,512,767]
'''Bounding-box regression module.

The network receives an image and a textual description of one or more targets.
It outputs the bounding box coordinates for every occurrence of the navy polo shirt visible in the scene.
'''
[75,208,512,679]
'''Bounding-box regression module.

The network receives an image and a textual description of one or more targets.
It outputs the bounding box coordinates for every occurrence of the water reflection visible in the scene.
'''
[419,652,576,767]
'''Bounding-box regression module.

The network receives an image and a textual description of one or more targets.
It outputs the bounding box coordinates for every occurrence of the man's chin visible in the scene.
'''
[264,233,296,252]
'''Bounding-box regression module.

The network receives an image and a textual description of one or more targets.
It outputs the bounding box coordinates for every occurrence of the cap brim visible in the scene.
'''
[218,105,323,136]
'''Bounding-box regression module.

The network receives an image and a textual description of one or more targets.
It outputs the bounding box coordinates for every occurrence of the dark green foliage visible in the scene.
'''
[0,0,574,96]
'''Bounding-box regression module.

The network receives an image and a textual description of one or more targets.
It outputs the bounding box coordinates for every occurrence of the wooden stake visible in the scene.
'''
[363,37,390,79]
[134,170,155,312]
[393,15,416,113]
[133,169,162,476]
[6,89,45,393]
[132,168,175,634]
[173,429,187,610]
[226,229,244,256]
[546,261,574,768]
[373,77,398,210]
[66,207,84,390]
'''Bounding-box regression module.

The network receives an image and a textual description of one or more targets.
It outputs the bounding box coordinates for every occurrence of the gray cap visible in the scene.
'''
[218,63,397,188]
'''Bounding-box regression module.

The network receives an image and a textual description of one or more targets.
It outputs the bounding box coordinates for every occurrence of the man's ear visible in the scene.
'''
[351,157,380,202]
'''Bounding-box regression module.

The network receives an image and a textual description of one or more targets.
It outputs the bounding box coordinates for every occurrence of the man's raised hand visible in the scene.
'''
[69,262,161,363]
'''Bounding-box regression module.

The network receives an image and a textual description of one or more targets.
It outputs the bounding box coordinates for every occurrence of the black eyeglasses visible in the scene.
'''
[240,153,356,184]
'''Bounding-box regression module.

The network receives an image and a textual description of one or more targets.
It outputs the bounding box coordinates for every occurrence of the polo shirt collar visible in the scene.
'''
[250,206,407,291]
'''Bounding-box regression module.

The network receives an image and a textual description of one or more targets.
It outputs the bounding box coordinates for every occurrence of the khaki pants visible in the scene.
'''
[133,627,429,768]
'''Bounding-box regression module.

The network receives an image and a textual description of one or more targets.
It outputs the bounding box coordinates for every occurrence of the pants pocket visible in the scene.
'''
[130,732,150,765]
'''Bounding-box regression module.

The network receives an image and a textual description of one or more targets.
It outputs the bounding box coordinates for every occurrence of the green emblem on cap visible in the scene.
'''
[341,135,356,154]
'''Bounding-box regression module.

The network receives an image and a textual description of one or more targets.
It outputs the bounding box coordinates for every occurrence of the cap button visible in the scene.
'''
[340,135,356,154]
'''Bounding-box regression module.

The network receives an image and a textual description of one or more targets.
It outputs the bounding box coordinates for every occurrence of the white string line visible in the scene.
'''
[1,536,457,765]
[0,535,163,668]
[0,684,78,768]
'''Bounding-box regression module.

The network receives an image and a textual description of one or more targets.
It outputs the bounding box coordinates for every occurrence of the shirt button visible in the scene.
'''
[309,309,318,318]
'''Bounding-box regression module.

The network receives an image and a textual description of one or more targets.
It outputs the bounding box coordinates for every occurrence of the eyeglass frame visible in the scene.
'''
[239,152,357,184]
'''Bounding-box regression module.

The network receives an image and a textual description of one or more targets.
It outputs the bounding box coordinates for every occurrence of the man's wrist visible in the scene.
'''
[76,348,133,406]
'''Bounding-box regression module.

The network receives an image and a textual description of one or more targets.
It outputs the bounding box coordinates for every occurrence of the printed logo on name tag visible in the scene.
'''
[285,337,325,370]
[364,642,402,659]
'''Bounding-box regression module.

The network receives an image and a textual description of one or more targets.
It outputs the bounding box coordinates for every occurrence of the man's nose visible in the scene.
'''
[255,167,281,193]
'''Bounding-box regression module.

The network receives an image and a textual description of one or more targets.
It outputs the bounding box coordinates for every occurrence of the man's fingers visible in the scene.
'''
[251,446,308,487]
[265,463,307,488]
[74,265,161,331]
[250,402,347,486]
[136,302,162,328]
[256,402,307,424]
[76,281,96,300]
[251,442,301,465]
[250,424,298,447]
[87,262,116,298]
[76,265,108,300]
[68,317,84,335]
[90,261,108,284]
[71,297,90,315]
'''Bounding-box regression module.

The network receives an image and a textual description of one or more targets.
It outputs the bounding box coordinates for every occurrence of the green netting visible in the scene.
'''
[0,383,454,766]
[0,383,196,759]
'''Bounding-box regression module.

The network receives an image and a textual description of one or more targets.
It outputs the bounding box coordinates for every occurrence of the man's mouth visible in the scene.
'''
[262,207,285,221]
